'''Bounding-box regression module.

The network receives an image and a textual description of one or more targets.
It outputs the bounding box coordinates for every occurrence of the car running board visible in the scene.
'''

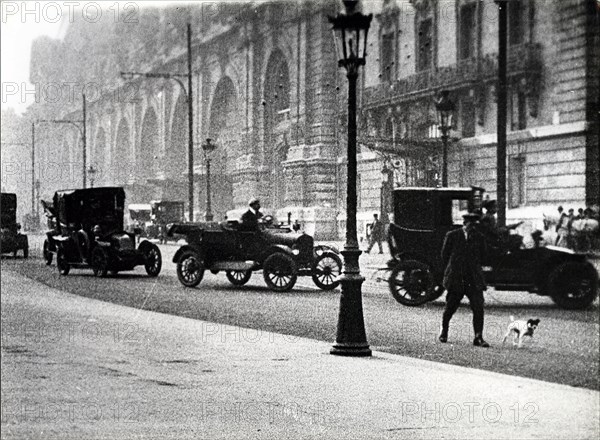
[210,261,259,271]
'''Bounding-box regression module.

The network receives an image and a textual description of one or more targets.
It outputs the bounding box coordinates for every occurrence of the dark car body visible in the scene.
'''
[0,193,28,257]
[46,187,161,277]
[169,220,342,292]
[387,187,598,309]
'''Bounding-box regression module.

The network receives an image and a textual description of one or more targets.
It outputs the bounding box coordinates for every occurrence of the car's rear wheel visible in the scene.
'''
[226,270,252,286]
[91,247,109,277]
[176,250,204,287]
[57,249,70,276]
[143,244,162,277]
[388,260,436,306]
[548,261,599,309]
[263,253,297,292]
[312,251,342,290]
[43,240,53,265]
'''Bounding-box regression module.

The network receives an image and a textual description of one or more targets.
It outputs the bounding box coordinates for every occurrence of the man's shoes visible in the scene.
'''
[473,337,490,348]
[438,329,448,343]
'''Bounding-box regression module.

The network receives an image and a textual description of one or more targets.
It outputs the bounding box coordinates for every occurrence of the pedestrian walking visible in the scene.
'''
[439,211,490,347]
[365,213,385,254]
[555,206,569,247]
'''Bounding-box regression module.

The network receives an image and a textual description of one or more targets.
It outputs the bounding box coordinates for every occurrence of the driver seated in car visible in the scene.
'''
[239,198,263,231]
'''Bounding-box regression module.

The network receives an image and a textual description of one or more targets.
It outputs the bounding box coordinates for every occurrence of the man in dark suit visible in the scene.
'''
[240,198,263,231]
[439,212,490,347]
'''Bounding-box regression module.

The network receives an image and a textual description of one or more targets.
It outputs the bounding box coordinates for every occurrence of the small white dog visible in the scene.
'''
[502,316,540,348]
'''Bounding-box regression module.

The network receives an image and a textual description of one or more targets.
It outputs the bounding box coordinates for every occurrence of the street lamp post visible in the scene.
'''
[329,0,373,357]
[435,90,455,187]
[88,165,98,188]
[120,23,194,221]
[202,138,217,221]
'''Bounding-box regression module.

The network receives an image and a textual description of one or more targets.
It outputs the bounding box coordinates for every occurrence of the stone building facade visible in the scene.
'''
[28,0,599,239]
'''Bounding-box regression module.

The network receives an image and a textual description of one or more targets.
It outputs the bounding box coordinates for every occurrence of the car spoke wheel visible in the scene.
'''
[388,260,435,306]
[57,249,70,276]
[43,241,52,265]
[548,261,599,309]
[312,251,342,290]
[176,250,204,288]
[143,244,162,277]
[91,247,109,277]
[226,270,252,286]
[263,253,297,292]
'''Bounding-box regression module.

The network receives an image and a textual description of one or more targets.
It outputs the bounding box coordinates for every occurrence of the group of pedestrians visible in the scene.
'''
[553,205,599,252]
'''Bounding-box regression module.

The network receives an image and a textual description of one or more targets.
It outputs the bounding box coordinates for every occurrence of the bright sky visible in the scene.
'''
[1,1,66,113]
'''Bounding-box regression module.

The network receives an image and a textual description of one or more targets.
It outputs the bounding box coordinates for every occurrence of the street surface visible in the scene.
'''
[2,234,599,390]
[2,268,599,440]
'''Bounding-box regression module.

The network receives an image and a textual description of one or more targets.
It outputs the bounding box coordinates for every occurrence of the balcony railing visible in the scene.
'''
[363,43,542,109]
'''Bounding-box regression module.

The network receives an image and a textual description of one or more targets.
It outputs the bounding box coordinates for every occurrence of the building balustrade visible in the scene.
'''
[363,43,542,109]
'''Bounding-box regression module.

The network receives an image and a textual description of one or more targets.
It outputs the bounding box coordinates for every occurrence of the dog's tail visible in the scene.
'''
[509,315,515,322]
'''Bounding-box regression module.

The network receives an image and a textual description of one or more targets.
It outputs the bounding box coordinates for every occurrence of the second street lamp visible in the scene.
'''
[435,90,455,187]
[202,138,217,221]
[329,0,373,357]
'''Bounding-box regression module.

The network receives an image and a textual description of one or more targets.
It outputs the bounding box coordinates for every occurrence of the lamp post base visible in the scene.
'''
[330,248,372,357]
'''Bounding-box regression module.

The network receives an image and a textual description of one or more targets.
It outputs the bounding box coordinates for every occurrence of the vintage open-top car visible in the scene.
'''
[386,186,599,310]
[168,219,342,292]
[1,193,28,258]
[46,187,162,277]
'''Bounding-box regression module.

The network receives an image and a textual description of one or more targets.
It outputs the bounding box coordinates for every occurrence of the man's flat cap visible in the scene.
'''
[462,212,481,220]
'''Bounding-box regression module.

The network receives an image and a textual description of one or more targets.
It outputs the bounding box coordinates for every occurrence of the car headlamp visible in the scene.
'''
[292,249,300,256]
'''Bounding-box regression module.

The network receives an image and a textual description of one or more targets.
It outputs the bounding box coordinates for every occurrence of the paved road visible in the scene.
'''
[2,234,599,390]
[2,269,599,440]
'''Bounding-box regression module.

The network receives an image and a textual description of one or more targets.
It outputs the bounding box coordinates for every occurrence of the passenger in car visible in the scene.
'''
[240,198,263,231]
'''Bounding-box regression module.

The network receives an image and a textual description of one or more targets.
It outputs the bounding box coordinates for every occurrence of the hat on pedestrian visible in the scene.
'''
[462,211,481,221]
[248,198,260,206]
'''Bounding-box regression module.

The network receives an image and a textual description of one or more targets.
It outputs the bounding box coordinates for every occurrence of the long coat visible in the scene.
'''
[441,227,487,292]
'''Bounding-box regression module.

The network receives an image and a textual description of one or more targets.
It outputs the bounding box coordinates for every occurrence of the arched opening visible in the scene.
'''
[168,94,187,181]
[114,118,130,186]
[139,107,159,180]
[263,50,290,210]
[207,76,236,220]
[94,128,106,186]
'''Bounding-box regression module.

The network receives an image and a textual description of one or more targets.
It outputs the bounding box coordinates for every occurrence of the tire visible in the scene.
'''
[143,244,162,277]
[43,240,52,265]
[548,261,599,310]
[57,249,70,276]
[388,260,436,306]
[312,251,342,290]
[263,253,298,292]
[91,247,109,277]
[226,270,252,286]
[176,250,204,287]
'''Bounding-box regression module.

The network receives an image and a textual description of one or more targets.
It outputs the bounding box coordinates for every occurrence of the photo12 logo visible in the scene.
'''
[1,2,139,25]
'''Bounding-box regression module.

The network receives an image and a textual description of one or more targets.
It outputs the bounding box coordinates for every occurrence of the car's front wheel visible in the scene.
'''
[263,253,297,292]
[388,260,436,306]
[311,251,342,290]
[143,244,162,277]
[91,247,109,277]
[548,261,599,309]
[176,250,204,287]
[226,270,252,286]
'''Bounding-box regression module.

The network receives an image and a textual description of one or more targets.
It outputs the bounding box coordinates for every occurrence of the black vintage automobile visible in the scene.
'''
[46,187,162,277]
[386,186,599,310]
[146,200,185,243]
[1,193,28,258]
[168,219,342,292]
